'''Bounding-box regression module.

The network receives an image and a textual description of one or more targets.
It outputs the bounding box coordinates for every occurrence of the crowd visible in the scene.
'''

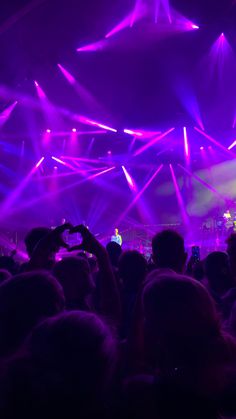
[0,224,236,418]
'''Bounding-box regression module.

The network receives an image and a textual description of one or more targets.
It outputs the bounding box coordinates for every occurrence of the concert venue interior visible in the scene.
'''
[1,0,236,258]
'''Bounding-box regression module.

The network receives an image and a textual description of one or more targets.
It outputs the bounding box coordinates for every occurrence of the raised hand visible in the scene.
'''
[51,223,73,250]
[69,224,104,257]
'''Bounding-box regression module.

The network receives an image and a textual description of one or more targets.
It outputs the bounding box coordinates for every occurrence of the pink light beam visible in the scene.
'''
[80,117,117,133]
[57,64,106,115]
[134,128,175,157]
[36,156,45,168]
[34,80,46,99]
[77,39,105,52]
[178,164,226,201]
[57,64,75,84]
[8,166,116,218]
[0,101,18,127]
[105,3,146,38]
[0,157,45,220]
[116,164,163,225]
[122,166,137,192]
[51,156,80,173]
[228,140,236,150]
[124,129,143,137]
[183,127,190,164]
[130,0,144,27]
[194,127,236,158]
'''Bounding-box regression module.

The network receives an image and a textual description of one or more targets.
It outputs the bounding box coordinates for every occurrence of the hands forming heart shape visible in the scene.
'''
[50,224,103,256]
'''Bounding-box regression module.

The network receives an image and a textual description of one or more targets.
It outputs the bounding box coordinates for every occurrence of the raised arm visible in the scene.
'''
[69,225,121,326]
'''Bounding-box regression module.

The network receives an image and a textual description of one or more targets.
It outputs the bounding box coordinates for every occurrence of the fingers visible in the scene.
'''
[69,224,89,235]
[68,244,84,252]
[54,223,73,234]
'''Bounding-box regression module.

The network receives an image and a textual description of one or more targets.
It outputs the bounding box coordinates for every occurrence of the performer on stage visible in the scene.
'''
[223,210,231,221]
[111,228,122,246]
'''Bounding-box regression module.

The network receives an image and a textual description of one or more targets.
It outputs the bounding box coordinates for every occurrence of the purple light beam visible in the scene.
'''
[116,164,163,225]
[178,164,226,201]
[169,164,189,226]
[0,157,45,219]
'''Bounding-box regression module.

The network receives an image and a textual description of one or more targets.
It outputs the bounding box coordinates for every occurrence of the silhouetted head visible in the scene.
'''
[226,233,236,277]
[2,311,117,418]
[0,269,11,283]
[152,230,187,273]
[106,241,122,268]
[0,271,64,356]
[53,256,95,310]
[143,272,224,370]
[205,251,233,296]
[119,250,147,291]
[24,227,51,257]
[0,256,18,275]
[30,311,116,395]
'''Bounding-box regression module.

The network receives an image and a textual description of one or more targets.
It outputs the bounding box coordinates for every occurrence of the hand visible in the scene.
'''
[69,224,104,257]
[50,223,73,250]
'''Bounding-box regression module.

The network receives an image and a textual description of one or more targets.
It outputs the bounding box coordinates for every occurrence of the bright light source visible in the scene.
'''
[228,140,236,150]
[36,157,45,168]
[124,129,143,137]
[122,166,137,192]
[46,129,51,133]
[183,127,189,159]
[72,128,77,132]
[200,146,204,150]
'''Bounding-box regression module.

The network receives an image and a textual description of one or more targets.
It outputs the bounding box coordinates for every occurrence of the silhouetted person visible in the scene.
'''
[106,241,122,269]
[123,273,236,419]
[53,256,95,311]
[152,229,187,273]
[227,233,236,280]
[0,256,18,275]
[0,271,64,357]
[24,227,51,257]
[2,311,117,419]
[0,269,11,283]
[205,251,234,299]
[118,250,147,338]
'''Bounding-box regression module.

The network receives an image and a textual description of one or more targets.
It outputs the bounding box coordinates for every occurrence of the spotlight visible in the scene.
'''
[200,146,204,150]
[191,24,199,29]
[72,128,77,133]
[54,166,58,170]
[107,150,112,155]
[46,129,51,133]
